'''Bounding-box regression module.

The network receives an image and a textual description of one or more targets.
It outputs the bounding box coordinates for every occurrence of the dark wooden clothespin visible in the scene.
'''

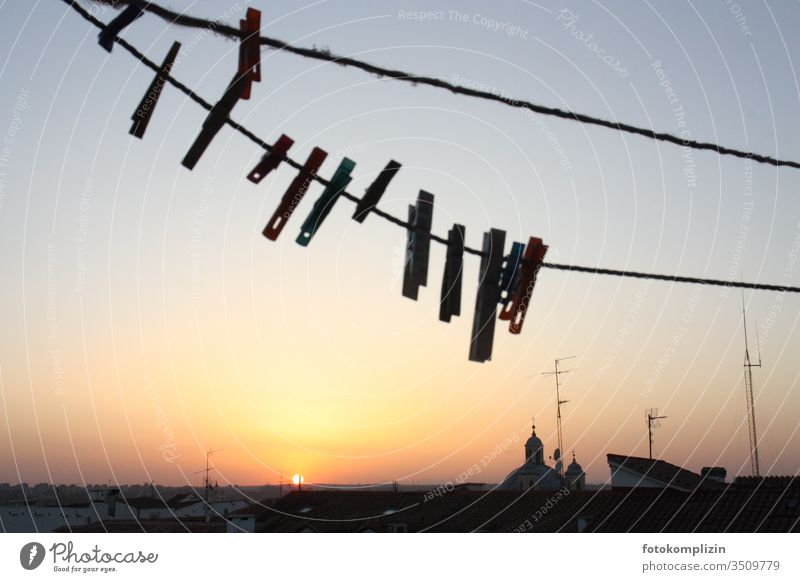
[129,41,180,139]
[263,147,328,241]
[498,241,525,305]
[439,224,466,322]
[247,134,294,184]
[181,73,247,170]
[296,158,356,246]
[401,191,435,300]
[352,160,401,222]
[238,8,261,100]
[469,229,506,362]
[499,236,548,334]
[98,1,144,52]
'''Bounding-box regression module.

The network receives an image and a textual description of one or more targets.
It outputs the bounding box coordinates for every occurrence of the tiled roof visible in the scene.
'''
[122,497,169,510]
[607,454,723,491]
[257,480,800,533]
[228,500,273,517]
[55,518,224,533]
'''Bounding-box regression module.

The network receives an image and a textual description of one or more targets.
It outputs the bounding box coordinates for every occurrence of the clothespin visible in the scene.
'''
[296,158,355,246]
[238,8,261,100]
[352,160,402,222]
[469,229,506,363]
[439,224,466,322]
[181,73,247,170]
[498,241,525,305]
[263,147,328,241]
[499,236,548,334]
[98,1,144,52]
[247,134,294,184]
[129,41,181,139]
[401,191,435,300]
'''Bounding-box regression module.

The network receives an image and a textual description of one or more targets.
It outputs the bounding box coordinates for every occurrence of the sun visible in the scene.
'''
[292,474,304,486]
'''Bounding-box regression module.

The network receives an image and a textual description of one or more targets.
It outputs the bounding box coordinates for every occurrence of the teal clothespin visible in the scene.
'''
[296,157,355,246]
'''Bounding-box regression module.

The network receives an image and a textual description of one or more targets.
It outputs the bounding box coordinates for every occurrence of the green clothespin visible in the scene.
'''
[296,157,355,246]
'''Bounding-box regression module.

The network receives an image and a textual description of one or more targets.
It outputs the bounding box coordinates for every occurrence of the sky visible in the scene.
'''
[0,0,799,488]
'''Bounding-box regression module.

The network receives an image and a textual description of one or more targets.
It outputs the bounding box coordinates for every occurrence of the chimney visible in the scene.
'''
[701,467,727,483]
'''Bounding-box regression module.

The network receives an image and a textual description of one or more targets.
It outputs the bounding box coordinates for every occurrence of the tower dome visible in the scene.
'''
[565,452,586,491]
[524,422,545,465]
[500,419,562,491]
[566,454,583,475]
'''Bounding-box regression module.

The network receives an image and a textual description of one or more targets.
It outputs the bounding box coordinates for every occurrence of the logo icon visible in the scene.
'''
[20,542,46,570]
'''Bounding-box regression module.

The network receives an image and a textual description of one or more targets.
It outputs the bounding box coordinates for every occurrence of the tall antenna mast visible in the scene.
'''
[195,448,224,514]
[741,290,761,477]
[543,356,576,475]
[646,408,667,459]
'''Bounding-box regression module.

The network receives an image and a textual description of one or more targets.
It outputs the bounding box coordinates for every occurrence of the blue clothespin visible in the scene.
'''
[498,241,525,305]
[296,158,355,246]
[401,190,435,300]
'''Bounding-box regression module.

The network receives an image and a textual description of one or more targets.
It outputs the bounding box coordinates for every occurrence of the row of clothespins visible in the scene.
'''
[97,3,549,363]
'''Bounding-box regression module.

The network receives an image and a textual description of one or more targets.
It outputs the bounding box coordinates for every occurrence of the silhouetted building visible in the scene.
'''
[499,422,563,491]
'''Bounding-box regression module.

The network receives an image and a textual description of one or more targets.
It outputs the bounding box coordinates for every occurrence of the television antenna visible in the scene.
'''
[194,448,224,507]
[543,356,576,475]
[646,409,667,460]
[741,291,762,476]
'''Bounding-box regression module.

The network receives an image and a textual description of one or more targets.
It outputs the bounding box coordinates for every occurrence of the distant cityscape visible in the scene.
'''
[3,424,797,533]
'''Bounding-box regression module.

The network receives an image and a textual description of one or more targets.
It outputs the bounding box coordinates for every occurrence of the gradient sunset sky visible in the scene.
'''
[1,0,799,488]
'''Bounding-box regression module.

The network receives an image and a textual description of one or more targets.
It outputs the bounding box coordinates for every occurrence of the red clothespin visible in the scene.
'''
[262,147,328,240]
[247,134,294,184]
[238,8,261,100]
[469,229,506,362]
[499,236,548,334]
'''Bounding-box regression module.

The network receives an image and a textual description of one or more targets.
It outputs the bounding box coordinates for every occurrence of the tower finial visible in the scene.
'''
[531,416,536,436]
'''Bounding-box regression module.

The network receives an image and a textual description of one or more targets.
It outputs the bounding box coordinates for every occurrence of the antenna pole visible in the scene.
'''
[199,448,223,518]
[646,409,667,460]
[741,291,761,477]
[544,356,575,475]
